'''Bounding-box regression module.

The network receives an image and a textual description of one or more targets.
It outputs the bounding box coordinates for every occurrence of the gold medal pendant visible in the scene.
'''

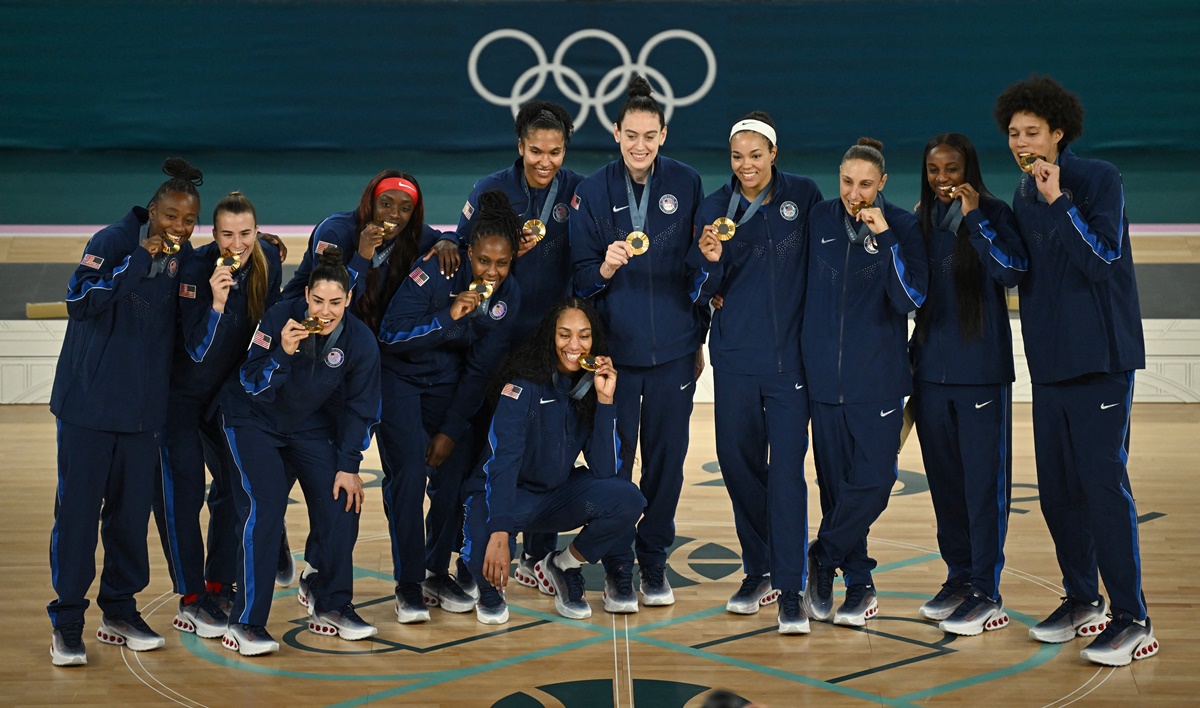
[713,217,736,241]
[936,185,959,198]
[524,219,547,243]
[469,279,494,299]
[300,316,327,333]
[1017,153,1045,173]
[216,251,242,271]
[162,234,182,255]
[626,232,649,255]
[381,221,396,232]
[849,200,873,216]
[579,355,598,372]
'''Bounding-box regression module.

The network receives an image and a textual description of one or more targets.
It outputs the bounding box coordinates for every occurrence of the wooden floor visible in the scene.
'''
[2,402,1197,707]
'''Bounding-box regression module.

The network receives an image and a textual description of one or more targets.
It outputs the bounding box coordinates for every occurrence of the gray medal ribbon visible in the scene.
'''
[371,239,396,269]
[843,214,872,246]
[523,172,561,225]
[725,178,772,226]
[938,199,965,234]
[623,169,653,233]
[301,309,346,359]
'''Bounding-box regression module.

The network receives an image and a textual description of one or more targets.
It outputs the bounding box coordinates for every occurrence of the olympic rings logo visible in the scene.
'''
[468,29,717,131]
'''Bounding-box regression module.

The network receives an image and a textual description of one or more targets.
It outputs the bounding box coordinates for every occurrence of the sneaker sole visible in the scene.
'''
[308,618,377,641]
[422,590,475,614]
[940,611,1010,636]
[919,603,962,622]
[833,599,879,627]
[394,602,431,624]
[50,645,87,667]
[476,607,510,625]
[298,589,311,609]
[1081,635,1160,667]
[173,613,227,640]
[803,594,833,623]
[513,566,540,590]
[604,595,639,614]
[640,591,675,607]
[221,632,278,656]
[96,624,165,651]
[554,598,593,620]
[778,618,811,635]
[1029,617,1109,644]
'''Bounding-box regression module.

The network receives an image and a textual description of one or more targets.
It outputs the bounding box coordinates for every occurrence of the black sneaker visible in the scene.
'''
[939,590,1009,636]
[777,590,810,635]
[1028,596,1108,643]
[919,577,972,621]
[455,556,479,600]
[276,525,296,587]
[51,621,86,666]
[726,574,777,615]
[395,581,431,624]
[538,551,592,620]
[803,547,835,622]
[603,564,638,614]
[833,584,879,627]
[1079,615,1160,666]
[475,584,509,625]
[421,573,476,613]
[310,602,378,641]
[97,612,165,651]
[639,563,674,606]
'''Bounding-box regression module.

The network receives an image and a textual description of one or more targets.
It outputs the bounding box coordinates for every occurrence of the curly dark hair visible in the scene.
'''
[515,100,574,145]
[149,157,203,208]
[992,75,1085,145]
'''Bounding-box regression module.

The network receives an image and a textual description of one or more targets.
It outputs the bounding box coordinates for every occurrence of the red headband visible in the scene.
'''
[374,177,419,204]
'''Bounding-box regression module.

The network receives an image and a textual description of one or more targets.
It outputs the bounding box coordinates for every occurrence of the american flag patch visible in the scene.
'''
[570,193,581,210]
[462,201,474,220]
[252,329,273,349]
[501,383,523,400]
[315,240,336,255]
[179,283,197,299]
[410,268,429,286]
[81,253,104,269]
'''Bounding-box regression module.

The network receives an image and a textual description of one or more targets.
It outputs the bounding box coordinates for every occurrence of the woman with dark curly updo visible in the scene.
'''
[993,75,1157,667]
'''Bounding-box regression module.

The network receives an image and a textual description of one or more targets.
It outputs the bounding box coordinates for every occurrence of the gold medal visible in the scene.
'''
[1017,153,1045,173]
[849,200,873,216]
[625,231,649,255]
[579,355,598,372]
[162,234,181,255]
[713,217,736,241]
[523,219,547,243]
[216,250,242,271]
[381,221,396,232]
[936,185,958,198]
[469,279,494,300]
[299,316,327,333]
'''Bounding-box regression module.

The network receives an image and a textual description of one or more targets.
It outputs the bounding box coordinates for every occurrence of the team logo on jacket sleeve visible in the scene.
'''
[80,253,104,269]
[325,348,345,368]
[659,194,678,214]
[462,201,475,220]
[502,383,523,399]
[410,268,430,286]
[490,301,508,320]
[179,283,197,298]
[252,329,272,348]
[553,203,570,223]
[780,201,799,221]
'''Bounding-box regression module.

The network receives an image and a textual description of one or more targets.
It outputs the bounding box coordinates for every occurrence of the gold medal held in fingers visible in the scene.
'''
[626,231,649,255]
[579,355,598,372]
[937,185,958,198]
[469,279,494,300]
[300,316,327,333]
[849,200,873,216]
[713,217,736,241]
[381,221,396,231]
[1018,153,1045,173]
[216,250,242,271]
[162,234,181,254]
[524,219,547,243]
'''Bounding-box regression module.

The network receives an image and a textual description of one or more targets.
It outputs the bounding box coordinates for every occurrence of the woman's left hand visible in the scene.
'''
[426,433,456,468]
[955,183,981,214]
[483,532,510,589]
[423,239,462,277]
[857,206,890,235]
[259,231,288,262]
[1031,159,1063,203]
[593,356,617,404]
[516,228,539,258]
[332,471,364,513]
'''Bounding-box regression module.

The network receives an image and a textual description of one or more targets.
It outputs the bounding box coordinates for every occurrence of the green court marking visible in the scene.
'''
[896,640,1060,702]
[872,553,942,574]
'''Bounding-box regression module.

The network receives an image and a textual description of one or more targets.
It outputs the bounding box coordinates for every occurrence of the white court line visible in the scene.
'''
[1043,667,1117,708]
[624,615,635,708]
[611,612,621,708]
[123,592,210,708]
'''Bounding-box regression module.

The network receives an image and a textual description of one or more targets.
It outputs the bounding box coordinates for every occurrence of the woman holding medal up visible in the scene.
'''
[153,191,283,640]
[570,75,704,610]
[909,134,1026,637]
[800,138,927,629]
[218,246,381,656]
[47,158,203,666]
[686,112,822,634]
[376,191,522,624]
[453,100,586,591]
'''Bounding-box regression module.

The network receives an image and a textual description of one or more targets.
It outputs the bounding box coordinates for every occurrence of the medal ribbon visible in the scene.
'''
[302,309,346,359]
[725,177,772,226]
[938,198,965,234]
[843,214,872,245]
[522,172,561,226]
[623,168,653,234]
[371,239,396,269]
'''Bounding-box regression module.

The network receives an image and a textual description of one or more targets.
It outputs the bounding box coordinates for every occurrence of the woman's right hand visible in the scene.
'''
[598,240,633,279]
[280,319,310,355]
[449,290,483,320]
[209,265,235,313]
[698,225,723,262]
[358,222,386,259]
[141,234,165,257]
[482,531,510,589]
[593,356,617,404]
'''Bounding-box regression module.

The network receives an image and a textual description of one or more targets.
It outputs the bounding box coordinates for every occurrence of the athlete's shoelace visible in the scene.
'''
[1044,596,1088,623]
[335,603,366,624]
[948,592,985,620]
[242,623,272,641]
[58,621,85,646]
[398,582,425,606]
[930,578,970,603]
[611,566,634,596]
[734,574,767,599]
[843,585,871,609]
[119,612,155,634]
[564,568,587,602]
[479,585,504,609]
[815,564,836,600]
[200,593,229,621]
[641,564,666,590]
[1091,614,1134,643]
[779,590,802,616]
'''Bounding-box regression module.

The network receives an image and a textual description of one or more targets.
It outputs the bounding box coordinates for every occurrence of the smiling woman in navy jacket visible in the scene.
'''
[570,75,704,609]
[218,246,381,656]
[462,297,644,624]
[47,158,203,666]
[686,112,822,634]
[153,191,282,641]
[377,191,522,624]
[454,100,586,589]
[994,76,1157,667]
[800,138,927,629]
[909,134,1027,637]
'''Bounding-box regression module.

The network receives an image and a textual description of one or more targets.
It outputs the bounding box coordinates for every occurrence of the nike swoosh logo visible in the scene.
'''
[880,408,896,417]
[795,384,804,389]
[975,400,993,409]
[680,382,693,390]
[1100,402,1120,410]
[821,237,836,244]
[540,398,556,404]
[612,205,630,212]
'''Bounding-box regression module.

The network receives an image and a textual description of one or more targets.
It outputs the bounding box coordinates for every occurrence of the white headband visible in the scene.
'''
[730,119,777,146]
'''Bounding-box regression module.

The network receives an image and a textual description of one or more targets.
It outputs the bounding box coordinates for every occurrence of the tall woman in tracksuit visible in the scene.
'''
[462,297,645,624]
[570,75,704,609]
[994,76,1157,667]
[154,191,282,640]
[454,100,586,589]
[909,134,1026,636]
[47,158,204,666]
[686,112,822,634]
[218,246,381,656]
[800,138,927,628]
[376,191,522,624]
